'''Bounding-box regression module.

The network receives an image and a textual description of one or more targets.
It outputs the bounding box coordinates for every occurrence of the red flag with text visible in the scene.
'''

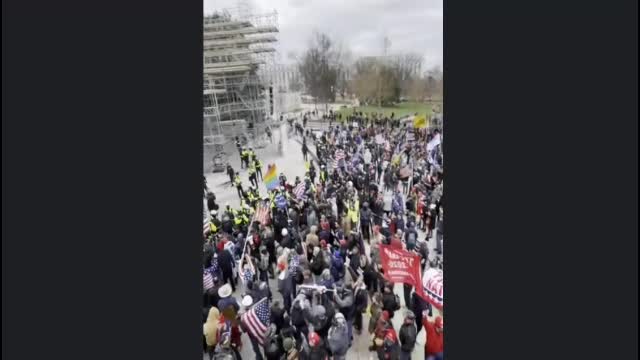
[379,244,426,300]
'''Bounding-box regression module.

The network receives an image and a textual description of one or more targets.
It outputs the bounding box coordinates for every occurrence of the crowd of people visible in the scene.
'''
[202,109,444,360]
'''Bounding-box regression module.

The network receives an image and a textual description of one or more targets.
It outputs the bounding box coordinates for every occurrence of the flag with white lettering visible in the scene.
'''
[379,244,425,300]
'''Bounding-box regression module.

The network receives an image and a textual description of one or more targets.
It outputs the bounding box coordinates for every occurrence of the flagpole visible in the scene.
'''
[238,217,256,283]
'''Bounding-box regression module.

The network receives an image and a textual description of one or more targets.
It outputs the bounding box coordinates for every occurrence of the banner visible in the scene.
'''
[264,164,279,190]
[426,133,441,152]
[422,268,444,309]
[379,244,425,299]
[413,115,428,129]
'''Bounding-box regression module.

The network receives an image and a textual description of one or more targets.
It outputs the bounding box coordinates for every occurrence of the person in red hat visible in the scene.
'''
[423,314,444,360]
[381,324,400,360]
[304,331,328,360]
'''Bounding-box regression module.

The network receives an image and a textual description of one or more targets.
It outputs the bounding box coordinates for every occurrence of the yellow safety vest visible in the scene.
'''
[234,177,242,186]
[348,207,358,223]
[210,222,218,233]
[248,165,256,175]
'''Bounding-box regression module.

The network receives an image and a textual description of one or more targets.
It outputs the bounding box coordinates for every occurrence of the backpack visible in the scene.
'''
[406,231,417,250]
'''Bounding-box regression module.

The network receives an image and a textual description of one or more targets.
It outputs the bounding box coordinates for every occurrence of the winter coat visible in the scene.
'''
[334,289,355,321]
[310,253,326,276]
[306,228,320,249]
[354,287,369,314]
[424,319,444,356]
[330,254,345,282]
[217,249,234,274]
[306,208,319,229]
[382,292,400,313]
[399,323,417,352]
[327,323,349,357]
[203,307,220,347]
[368,302,383,334]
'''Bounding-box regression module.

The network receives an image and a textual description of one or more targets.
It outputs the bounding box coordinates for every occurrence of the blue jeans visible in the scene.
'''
[347,319,353,345]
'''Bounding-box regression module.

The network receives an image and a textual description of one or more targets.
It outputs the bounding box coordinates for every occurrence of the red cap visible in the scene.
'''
[435,316,443,329]
[308,332,320,347]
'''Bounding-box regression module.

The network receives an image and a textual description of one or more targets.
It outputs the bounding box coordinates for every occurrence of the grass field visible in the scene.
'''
[336,101,442,119]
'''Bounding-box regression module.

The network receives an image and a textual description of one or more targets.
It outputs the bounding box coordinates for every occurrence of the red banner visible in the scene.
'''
[379,244,425,300]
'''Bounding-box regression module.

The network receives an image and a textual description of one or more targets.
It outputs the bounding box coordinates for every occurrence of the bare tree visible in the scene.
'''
[350,57,398,106]
[424,65,443,100]
[298,32,342,107]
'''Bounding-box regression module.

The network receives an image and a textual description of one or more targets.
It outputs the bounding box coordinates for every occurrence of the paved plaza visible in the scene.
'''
[204,115,442,360]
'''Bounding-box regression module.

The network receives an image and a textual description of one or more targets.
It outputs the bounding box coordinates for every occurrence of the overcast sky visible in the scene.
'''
[204,0,442,70]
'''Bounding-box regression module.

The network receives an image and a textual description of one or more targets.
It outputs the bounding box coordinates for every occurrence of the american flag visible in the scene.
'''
[241,298,271,345]
[206,257,220,278]
[406,128,415,143]
[332,149,346,170]
[203,220,211,236]
[289,254,300,277]
[253,205,271,226]
[293,182,306,199]
[203,270,214,290]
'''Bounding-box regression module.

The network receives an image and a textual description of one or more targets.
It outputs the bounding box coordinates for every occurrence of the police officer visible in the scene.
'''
[234,174,244,200]
[248,161,258,188]
[241,147,250,169]
[210,210,221,236]
[254,159,263,181]
[319,164,329,186]
[309,162,317,184]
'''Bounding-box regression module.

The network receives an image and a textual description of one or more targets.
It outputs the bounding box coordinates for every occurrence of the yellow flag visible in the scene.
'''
[413,115,427,129]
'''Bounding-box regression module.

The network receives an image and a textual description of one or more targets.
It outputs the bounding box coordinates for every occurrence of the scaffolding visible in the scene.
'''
[203,9,279,170]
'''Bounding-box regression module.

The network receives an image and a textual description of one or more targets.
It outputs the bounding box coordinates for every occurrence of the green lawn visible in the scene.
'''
[336,101,442,119]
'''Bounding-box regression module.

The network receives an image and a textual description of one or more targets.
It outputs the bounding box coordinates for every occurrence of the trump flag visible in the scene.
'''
[379,244,425,300]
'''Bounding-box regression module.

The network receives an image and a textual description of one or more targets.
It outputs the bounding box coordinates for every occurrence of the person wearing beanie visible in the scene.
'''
[399,311,417,360]
[309,246,327,283]
[327,313,349,360]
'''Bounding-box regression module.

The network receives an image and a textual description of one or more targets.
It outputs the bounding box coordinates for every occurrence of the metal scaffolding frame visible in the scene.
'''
[203,8,279,151]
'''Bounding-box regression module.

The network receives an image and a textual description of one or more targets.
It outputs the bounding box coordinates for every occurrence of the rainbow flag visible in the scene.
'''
[264,164,279,190]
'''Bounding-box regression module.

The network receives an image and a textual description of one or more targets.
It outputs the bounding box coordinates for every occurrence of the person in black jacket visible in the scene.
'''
[382,284,400,320]
[353,283,369,335]
[217,247,236,292]
[411,292,431,336]
[206,192,219,212]
[333,284,355,346]
[399,311,417,360]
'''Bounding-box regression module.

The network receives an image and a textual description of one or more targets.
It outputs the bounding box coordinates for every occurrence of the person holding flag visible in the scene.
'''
[240,296,271,360]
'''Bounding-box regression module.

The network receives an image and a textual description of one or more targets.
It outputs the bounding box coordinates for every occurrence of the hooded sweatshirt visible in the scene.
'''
[424,319,444,356]
[327,319,349,358]
[203,307,220,347]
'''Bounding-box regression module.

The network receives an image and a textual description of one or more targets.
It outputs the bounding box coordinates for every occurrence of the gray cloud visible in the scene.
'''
[204,0,442,70]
